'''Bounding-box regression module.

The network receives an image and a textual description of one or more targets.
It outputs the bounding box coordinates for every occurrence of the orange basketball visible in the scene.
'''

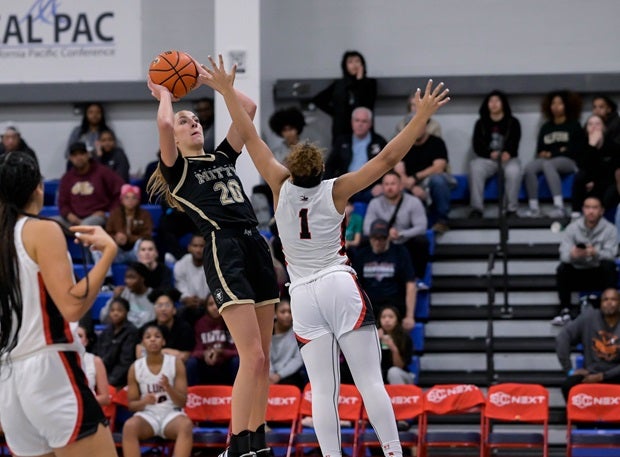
[149,50,198,98]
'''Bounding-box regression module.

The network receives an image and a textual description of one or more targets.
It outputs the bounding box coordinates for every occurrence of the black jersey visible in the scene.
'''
[160,139,258,235]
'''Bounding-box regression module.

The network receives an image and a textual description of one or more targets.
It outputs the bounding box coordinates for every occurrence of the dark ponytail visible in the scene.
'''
[0,152,42,363]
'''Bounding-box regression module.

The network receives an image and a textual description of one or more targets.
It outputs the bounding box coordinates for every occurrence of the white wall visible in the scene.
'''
[2,0,620,181]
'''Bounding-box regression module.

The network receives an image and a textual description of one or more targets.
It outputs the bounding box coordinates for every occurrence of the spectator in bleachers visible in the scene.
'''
[394,121,455,234]
[186,293,238,386]
[556,287,620,400]
[76,324,111,406]
[0,122,37,163]
[269,297,306,390]
[352,219,416,330]
[522,90,586,219]
[394,90,442,139]
[592,94,620,148]
[105,184,154,264]
[571,114,620,217]
[56,141,124,228]
[122,324,194,457]
[94,128,130,182]
[377,306,415,385]
[326,107,387,202]
[174,234,210,327]
[269,106,306,165]
[344,199,363,253]
[363,170,430,286]
[311,50,377,144]
[135,288,194,362]
[136,237,173,290]
[66,102,114,156]
[194,97,215,154]
[100,262,154,328]
[94,296,139,388]
[553,196,618,326]
[468,90,522,218]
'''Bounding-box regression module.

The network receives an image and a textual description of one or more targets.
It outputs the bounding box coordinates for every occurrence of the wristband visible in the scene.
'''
[568,369,575,376]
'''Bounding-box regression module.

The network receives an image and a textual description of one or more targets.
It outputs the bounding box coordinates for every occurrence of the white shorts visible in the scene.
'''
[135,408,186,438]
[0,350,105,456]
[289,268,375,344]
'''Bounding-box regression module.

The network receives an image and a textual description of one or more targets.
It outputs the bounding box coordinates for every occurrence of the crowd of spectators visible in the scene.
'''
[3,51,620,409]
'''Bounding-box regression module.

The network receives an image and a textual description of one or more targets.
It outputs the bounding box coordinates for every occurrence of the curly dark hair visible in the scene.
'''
[285,142,325,187]
[541,90,582,122]
[269,107,306,137]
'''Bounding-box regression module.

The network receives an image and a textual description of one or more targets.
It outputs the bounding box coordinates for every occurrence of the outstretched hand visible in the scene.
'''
[197,54,236,94]
[413,79,450,118]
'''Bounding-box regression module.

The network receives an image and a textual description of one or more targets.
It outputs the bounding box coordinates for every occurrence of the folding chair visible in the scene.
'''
[567,383,620,457]
[358,384,424,457]
[265,384,302,457]
[420,383,485,457]
[483,383,549,457]
[294,383,363,457]
[184,385,233,452]
[101,385,118,432]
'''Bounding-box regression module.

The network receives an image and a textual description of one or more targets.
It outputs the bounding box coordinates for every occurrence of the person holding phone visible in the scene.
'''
[554,196,618,326]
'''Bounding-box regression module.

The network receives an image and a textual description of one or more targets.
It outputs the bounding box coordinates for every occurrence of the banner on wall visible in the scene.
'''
[0,0,141,83]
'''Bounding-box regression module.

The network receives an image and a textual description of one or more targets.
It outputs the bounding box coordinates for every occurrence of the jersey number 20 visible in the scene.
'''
[214,180,244,205]
[298,208,311,239]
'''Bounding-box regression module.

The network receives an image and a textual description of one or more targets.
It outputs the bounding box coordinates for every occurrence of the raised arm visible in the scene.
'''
[199,55,290,193]
[332,80,450,210]
[147,77,178,167]
[225,89,257,152]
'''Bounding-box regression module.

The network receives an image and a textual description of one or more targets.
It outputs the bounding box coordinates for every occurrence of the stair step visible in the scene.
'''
[420,353,563,372]
[448,216,569,230]
[433,259,558,276]
[431,290,558,306]
[423,337,558,353]
[418,370,566,387]
[434,243,559,260]
[425,320,562,338]
[432,274,556,291]
[438,228,562,245]
[430,304,559,320]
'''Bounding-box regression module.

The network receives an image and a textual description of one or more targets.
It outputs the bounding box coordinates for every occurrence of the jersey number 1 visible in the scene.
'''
[298,208,311,239]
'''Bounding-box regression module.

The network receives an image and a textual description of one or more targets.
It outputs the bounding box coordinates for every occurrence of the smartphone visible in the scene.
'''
[576,243,587,249]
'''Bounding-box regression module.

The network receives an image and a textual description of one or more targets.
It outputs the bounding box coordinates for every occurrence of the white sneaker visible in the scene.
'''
[416,280,430,291]
[218,450,256,457]
[520,208,541,218]
[546,207,567,219]
[550,309,571,326]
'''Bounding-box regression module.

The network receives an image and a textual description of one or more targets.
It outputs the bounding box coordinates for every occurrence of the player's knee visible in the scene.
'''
[122,418,140,437]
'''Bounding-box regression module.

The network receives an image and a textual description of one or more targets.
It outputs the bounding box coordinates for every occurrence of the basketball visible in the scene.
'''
[149,50,198,98]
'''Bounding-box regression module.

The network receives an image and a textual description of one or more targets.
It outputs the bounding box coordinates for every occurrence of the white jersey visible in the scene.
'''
[6,218,81,361]
[275,179,350,283]
[82,352,96,392]
[135,353,178,416]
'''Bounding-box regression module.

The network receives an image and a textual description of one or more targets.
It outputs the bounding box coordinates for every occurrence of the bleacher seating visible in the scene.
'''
[450,172,576,203]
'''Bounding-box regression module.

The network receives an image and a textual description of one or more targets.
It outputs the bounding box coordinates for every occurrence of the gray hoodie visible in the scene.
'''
[556,307,620,380]
[559,217,617,268]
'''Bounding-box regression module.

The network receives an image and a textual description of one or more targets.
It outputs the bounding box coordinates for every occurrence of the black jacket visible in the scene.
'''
[325,132,387,179]
[94,321,138,387]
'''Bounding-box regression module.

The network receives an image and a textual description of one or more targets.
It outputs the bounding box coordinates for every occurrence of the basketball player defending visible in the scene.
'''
[202,55,449,457]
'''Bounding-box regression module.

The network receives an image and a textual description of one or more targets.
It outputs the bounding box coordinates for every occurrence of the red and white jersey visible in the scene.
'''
[135,353,177,416]
[7,217,80,361]
[275,179,350,284]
